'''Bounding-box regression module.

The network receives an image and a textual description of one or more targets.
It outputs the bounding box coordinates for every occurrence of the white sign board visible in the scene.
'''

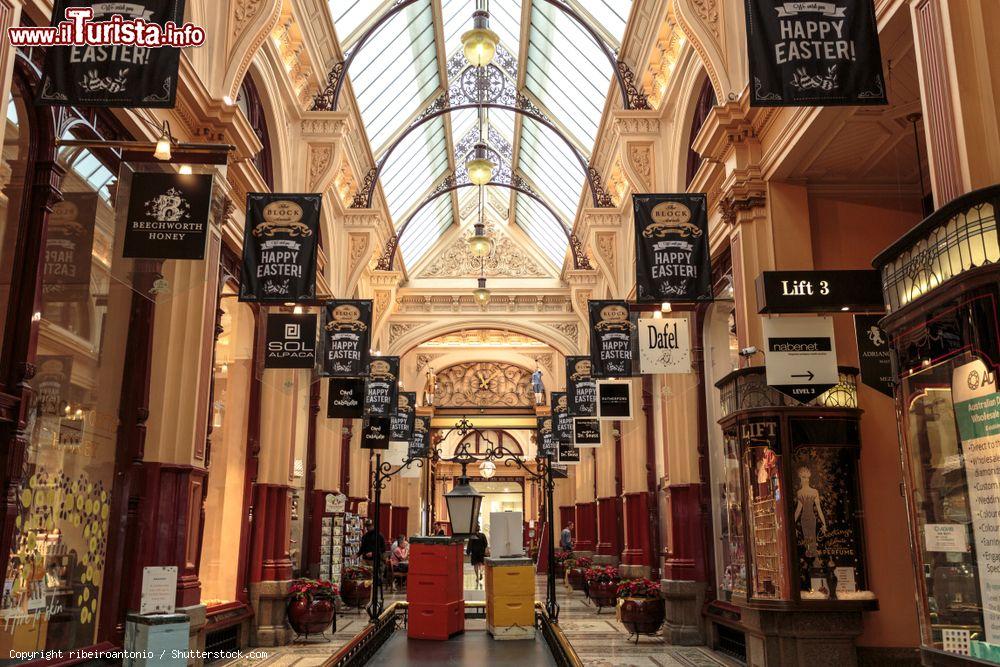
[490,511,523,557]
[325,493,347,513]
[763,316,839,403]
[638,317,691,374]
[140,566,177,615]
[924,524,970,553]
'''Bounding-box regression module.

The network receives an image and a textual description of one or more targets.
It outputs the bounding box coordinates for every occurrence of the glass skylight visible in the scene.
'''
[518,118,584,221]
[515,194,568,266]
[400,193,454,267]
[380,116,450,221]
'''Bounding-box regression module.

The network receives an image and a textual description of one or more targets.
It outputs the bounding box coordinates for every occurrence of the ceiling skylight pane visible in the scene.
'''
[450,108,479,159]
[350,1,440,150]
[518,119,584,221]
[489,108,515,145]
[487,0,521,54]
[570,0,632,44]
[329,0,386,47]
[516,195,568,267]
[400,194,454,267]
[525,2,612,148]
[380,116,450,220]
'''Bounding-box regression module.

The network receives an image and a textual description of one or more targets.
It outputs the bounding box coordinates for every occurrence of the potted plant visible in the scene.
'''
[564,555,593,591]
[554,549,572,578]
[585,565,620,612]
[286,579,338,637]
[340,565,373,609]
[616,578,665,639]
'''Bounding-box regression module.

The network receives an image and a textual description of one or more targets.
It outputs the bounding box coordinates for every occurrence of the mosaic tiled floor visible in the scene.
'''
[220,571,735,666]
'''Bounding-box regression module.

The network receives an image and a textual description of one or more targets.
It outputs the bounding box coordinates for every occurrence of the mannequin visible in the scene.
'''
[423,367,437,406]
[531,364,545,406]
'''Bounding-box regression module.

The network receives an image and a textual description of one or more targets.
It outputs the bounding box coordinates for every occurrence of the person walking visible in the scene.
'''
[466,525,488,588]
[360,519,389,581]
[560,521,574,551]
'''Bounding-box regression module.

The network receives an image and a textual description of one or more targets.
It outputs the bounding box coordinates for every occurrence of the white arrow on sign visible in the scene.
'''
[763,317,839,402]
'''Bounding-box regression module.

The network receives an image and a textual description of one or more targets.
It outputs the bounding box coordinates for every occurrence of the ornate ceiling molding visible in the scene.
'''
[415,221,554,279]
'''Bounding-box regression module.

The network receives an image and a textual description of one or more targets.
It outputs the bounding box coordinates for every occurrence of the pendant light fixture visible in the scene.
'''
[466,142,495,186]
[468,185,493,257]
[153,121,173,161]
[461,8,499,68]
[473,256,491,304]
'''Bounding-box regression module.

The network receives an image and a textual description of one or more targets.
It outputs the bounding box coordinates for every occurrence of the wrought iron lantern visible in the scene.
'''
[445,475,483,537]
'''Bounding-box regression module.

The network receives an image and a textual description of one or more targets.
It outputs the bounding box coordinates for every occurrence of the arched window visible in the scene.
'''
[685,77,717,188]
[236,74,274,190]
[457,429,524,456]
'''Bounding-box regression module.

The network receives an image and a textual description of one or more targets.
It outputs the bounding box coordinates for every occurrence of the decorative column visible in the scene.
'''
[595,421,620,560]
[248,368,299,647]
[573,448,596,553]
[910,0,1000,204]
[621,379,652,577]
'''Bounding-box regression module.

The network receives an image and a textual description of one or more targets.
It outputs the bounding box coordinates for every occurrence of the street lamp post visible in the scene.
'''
[364,418,560,622]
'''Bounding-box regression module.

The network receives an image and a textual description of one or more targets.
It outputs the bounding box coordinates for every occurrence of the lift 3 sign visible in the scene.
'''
[763,316,839,403]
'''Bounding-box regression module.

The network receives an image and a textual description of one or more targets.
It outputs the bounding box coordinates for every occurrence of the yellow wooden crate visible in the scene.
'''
[485,564,534,597]
[486,595,535,627]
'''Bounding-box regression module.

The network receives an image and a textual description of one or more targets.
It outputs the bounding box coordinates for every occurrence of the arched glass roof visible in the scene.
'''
[328,0,633,269]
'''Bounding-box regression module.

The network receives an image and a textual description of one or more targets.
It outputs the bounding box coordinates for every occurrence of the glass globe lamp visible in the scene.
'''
[466,143,495,186]
[467,222,492,257]
[461,11,499,67]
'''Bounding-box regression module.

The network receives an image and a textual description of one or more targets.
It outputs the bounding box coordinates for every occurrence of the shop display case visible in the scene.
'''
[715,367,875,608]
[874,184,1000,665]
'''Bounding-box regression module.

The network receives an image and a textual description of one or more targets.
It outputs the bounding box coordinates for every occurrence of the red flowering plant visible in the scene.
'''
[567,555,593,569]
[288,578,338,602]
[616,578,660,599]
[584,565,620,585]
[554,549,573,564]
[342,564,373,581]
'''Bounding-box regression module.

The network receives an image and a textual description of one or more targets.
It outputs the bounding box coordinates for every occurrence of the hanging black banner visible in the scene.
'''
[264,312,316,369]
[391,392,416,442]
[37,0,186,108]
[552,392,572,443]
[853,314,893,397]
[361,417,391,450]
[123,172,214,260]
[634,194,712,303]
[589,301,635,378]
[597,380,634,420]
[240,194,321,303]
[321,300,372,377]
[557,440,580,465]
[365,356,399,418]
[746,0,887,107]
[409,414,430,458]
[35,355,74,416]
[327,378,365,419]
[573,418,602,447]
[566,356,596,417]
[43,193,97,304]
[536,416,556,457]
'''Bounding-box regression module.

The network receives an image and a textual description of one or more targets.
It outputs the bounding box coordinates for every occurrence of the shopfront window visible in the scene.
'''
[705,301,742,600]
[0,86,30,370]
[2,132,126,654]
[898,290,1000,661]
[199,293,254,608]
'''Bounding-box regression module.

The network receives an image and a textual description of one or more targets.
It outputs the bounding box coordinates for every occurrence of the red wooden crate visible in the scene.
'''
[407,572,463,605]
[407,601,464,640]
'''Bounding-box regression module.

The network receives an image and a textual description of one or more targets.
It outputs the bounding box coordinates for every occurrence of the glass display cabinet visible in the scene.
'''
[716,368,875,609]
[875,184,1000,666]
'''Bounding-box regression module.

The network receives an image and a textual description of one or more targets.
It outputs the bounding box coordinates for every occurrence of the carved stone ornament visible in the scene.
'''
[435,361,534,408]
[417,222,551,278]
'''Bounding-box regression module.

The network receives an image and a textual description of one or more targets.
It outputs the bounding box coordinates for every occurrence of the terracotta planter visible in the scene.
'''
[566,567,587,591]
[588,581,619,610]
[341,578,372,609]
[286,596,336,636]
[619,596,665,635]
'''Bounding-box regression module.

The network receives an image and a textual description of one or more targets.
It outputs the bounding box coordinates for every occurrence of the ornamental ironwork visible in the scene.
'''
[435,361,535,408]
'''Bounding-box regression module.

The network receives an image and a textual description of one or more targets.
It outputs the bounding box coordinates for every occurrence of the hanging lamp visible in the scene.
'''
[461,9,499,67]
[466,142,496,186]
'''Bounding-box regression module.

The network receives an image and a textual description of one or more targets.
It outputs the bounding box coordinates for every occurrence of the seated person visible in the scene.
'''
[391,534,410,573]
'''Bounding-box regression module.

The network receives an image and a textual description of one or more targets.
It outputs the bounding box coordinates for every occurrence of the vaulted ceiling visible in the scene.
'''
[326,0,634,272]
